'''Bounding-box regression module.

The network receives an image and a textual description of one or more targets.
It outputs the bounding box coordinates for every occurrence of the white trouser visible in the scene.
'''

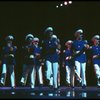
[94,64,100,86]
[58,64,60,87]
[35,65,43,84]
[75,61,86,86]
[46,60,59,88]
[20,64,35,88]
[66,66,71,84]
[1,64,15,87]
[66,66,75,86]
[46,60,53,83]
[52,62,59,88]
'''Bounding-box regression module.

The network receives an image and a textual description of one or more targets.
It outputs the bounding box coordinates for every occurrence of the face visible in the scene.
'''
[7,40,12,47]
[34,41,39,46]
[76,32,83,40]
[48,31,53,38]
[93,38,99,45]
[65,43,72,48]
[27,37,33,44]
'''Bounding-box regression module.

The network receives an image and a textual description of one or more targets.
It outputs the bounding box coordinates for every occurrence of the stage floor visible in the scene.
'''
[0,86,100,99]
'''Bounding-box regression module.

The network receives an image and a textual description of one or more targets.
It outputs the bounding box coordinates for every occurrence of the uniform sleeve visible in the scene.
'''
[13,46,17,52]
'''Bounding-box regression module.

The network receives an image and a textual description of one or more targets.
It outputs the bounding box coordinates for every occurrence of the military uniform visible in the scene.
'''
[0,35,16,88]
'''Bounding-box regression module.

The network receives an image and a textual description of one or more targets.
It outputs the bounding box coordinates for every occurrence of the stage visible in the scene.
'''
[0,86,100,99]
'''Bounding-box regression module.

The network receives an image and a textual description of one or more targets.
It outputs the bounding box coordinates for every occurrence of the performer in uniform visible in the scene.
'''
[62,40,82,88]
[42,27,53,87]
[62,40,75,88]
[42,27,59,89]
[0,35,17,88]
[33,37,43,87]
[20,34,35,89]
[72,29,89,88]
[90,35,100,87]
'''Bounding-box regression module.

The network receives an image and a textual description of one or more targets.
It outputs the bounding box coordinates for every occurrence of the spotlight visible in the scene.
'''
[56,5,59,8]
[64,1,68,5]
[60,3,63,7]
[68,1,72,4]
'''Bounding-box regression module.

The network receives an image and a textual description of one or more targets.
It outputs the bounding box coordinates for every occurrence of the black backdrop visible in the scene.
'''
[0,1,99,86]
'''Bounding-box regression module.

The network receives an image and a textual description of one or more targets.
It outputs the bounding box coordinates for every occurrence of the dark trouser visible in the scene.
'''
[0,64,15,87]
[20,64,35,88]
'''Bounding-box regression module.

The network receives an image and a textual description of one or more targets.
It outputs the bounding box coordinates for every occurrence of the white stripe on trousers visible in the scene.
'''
[66,66,71,84]
[1,64,15,87]
[20,64,35,87]
[35,65,43,84]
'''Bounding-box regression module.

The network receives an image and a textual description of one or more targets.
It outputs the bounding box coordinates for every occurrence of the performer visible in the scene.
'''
[90,35,100,87]
[0,35,17,88]
[62,40,75,88]
[33,37,43,87]
[51,35,61,88]
[56,38,61,88]
[42,27,59,89]
[72,29,89,88]
[62,40,82,88]
[42,27,54,87]
[20,34,35,89]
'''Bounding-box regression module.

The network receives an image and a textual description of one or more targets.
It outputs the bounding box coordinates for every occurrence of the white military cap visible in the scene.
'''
[25,34,34,40]
[51,35,57,39]
[66,40,73,44]
[6,35,14,41]
[93,35,100,39]
[45,27,53,33]
[65,40,73,45]
[75,29,83,33]
[33,37,39,42]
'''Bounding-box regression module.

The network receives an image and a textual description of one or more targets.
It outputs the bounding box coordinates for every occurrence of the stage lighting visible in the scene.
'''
[68,1,72,4]
[56,5,59,8]
[60,4,63,7]
[64,1,68,5]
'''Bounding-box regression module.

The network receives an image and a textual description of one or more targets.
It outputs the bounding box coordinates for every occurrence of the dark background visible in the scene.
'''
[0,1,99,86]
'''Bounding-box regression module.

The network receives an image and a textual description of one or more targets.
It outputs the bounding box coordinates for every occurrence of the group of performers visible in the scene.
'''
[0,27,99,89]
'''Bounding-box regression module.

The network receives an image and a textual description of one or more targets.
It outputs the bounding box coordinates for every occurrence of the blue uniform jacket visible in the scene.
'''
[2,45,17,65]
[34,46,42,66]
[22,44,35,65]
[72,40,87,63]
[91,45,100,65]
[44,38,59,63]
[63,49,74,67]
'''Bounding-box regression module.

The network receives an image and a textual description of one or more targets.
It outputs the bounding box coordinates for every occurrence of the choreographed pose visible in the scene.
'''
[0,35,17,88]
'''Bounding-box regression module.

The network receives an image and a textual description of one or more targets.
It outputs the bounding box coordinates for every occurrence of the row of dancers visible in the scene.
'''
[0,27,99,89]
